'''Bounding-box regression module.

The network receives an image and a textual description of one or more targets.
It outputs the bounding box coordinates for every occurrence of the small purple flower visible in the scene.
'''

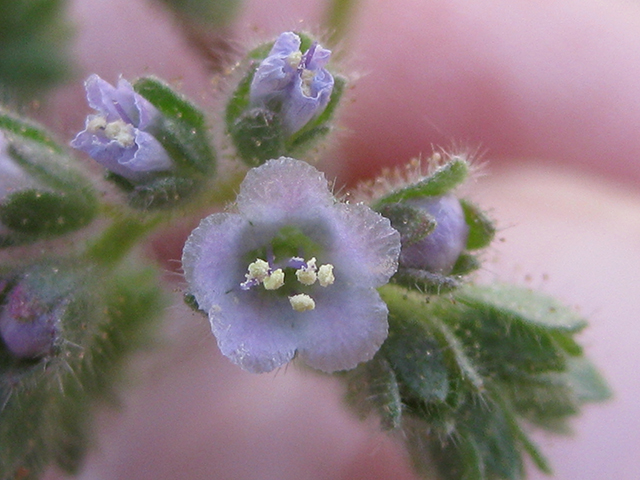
[182,158,400,374]
[250,32,334,135]
[398,194,469,274]
[0,283,62,359]
[71,74,171,181]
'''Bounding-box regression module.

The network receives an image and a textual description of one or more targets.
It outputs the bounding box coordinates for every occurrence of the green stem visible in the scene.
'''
[323,0,360,48]
[85,213,163,267]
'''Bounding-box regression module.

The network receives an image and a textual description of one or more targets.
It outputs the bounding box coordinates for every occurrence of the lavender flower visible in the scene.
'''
[398,194,469,274]
[250,32,334,134]
[71,74,171,181]
[182,158,400,373]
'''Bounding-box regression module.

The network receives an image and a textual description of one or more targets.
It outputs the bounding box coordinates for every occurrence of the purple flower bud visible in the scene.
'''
[71,74,172,181]
[0,283,61,359]
[250,32,334,134]
[182,158,401,374]
[398,194,469,274]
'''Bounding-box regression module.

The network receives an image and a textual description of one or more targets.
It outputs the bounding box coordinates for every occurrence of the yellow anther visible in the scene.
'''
[289,294,316,312]
[246,259,270,282]
[318,264,335,287]
[87,116,107,133]
[295,257,317,285]
[263,269,285,290]
[104,119,135,147]
[287,51,303,69]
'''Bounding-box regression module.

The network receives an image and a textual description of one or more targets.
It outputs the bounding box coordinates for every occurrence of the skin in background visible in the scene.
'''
[42,0,640,479]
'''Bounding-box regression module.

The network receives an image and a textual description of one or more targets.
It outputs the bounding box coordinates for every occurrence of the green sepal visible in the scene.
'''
[0,189,96,237]
[115,76,218,209]
[227,108,285,166]
[460,199,496,250]
[0,260,164,478]
[377,202,436,246]
[0,116,98,245]
[373,156,469,208]
[114,174,199,210]
[450,253,481,276]
[343,355,403,431]
[133,76,216,176]
[392,268,461,294]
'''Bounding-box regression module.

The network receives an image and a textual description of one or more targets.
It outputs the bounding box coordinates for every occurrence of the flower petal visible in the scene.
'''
[236,157,334,221]
[297,286,389,372]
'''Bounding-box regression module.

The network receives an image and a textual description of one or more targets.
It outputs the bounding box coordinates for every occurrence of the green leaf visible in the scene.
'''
[383,314,450,403]
[460,199,496,250]
[0,189,96,236]
[455,284,587,332]
[374,156,469,208]
[565,356,612,404]
[0,108,63,152]
[0,122,98,245]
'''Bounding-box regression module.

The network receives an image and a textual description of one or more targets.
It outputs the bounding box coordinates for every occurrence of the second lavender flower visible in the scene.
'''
[227,32,345,166]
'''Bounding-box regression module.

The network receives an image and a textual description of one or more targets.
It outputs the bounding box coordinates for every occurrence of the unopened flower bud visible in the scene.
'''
[397,194,469,274]
[0,282,62,359]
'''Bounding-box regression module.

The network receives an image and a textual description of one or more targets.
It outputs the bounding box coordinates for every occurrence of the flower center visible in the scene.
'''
[286,43,319,98]
[240,226,335,312]
[87,116,135,147]
[240,256,335,312]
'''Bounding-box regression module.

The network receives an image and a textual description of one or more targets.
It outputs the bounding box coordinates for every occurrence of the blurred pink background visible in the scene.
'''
[40,0,640,478]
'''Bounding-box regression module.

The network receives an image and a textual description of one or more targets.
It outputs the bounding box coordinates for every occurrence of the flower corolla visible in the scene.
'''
[250,32,334,135]
[71,74,171,181]
[182,158,401,373]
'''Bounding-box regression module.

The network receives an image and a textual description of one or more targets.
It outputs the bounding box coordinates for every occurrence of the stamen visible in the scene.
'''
[87,116,107,133]
[240,258,270,289]
[295,257,317,285]
[263,269,285,290]
[318,264,335,287]
[104,120,135,147]
[287,51,303,69]
[289,294,315,312]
